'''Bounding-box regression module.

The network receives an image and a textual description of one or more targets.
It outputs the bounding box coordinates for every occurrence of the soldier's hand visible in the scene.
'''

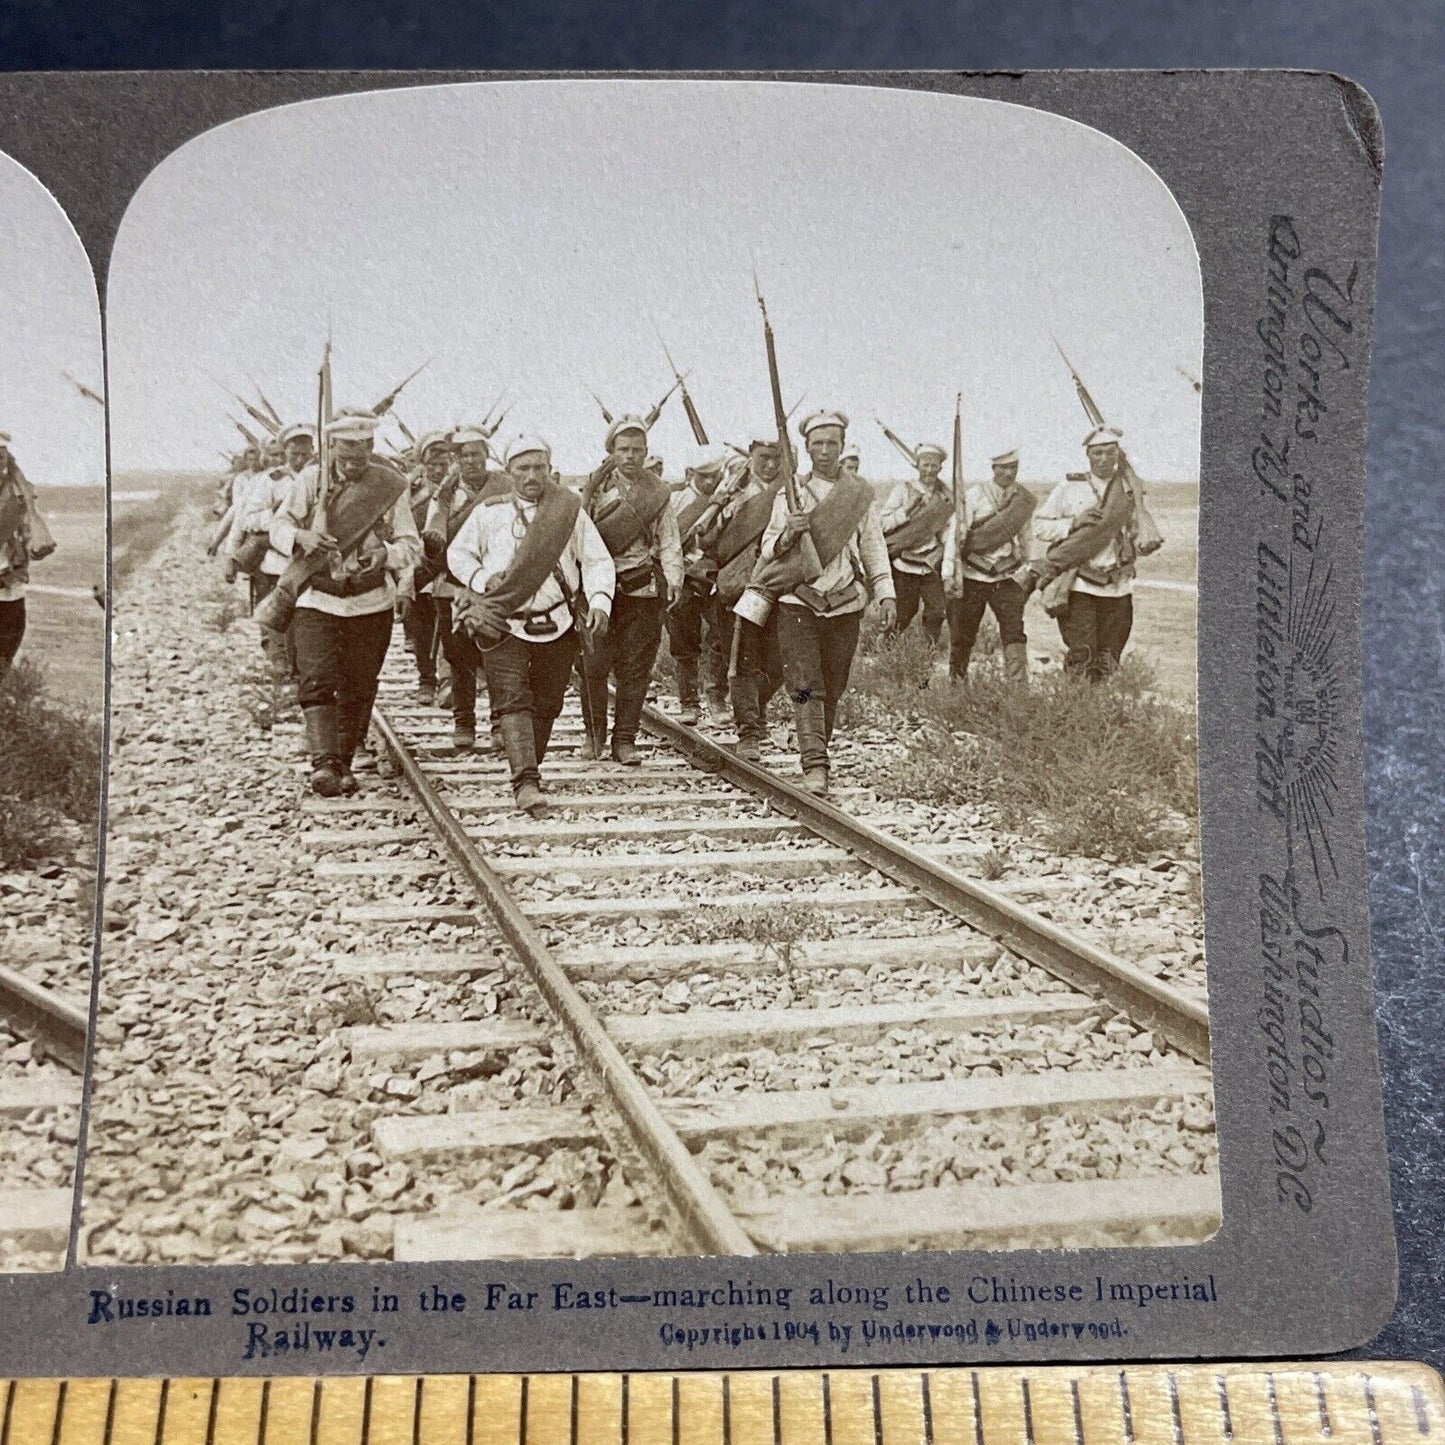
[665,581,682,608]
[878,599,898,632]
[295,529,338,556]
[395,597,413,624]
[586,606,610,642]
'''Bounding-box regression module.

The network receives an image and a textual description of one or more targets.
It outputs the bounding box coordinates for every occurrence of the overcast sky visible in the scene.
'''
[1,151,105,489]
[109,80,1201,482]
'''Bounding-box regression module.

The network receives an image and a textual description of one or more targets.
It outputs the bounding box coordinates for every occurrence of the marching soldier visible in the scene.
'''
[580,414,683,765]
[447,436,614,816]
[712,435,786,762]
[1027,425,1154,681]
[269,408,421,797]
[942,446,1035,683]
[758,410,895,795]
[878,441,951,644]
[666,449,730,724]
[400,431,454,706]
[0,431,56,673]
[423,424,507,749]
[839,440,862,478]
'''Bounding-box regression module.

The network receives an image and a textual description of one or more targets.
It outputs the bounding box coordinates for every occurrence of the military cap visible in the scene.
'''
[687,448,729,476]
[324,408,379,443]
[277,423,315,446]
[1083,424,1124,449]
[799,409,849,439]
[605,414,649,450]
[915,443,947,462]
[645,455,664,475]
[415,430,454,457]
[504,435,552,465]
[452,424,491,448]
[991,447,1020,466]
[839,440,861,464]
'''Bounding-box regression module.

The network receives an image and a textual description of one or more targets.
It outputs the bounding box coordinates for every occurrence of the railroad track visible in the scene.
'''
[300,637,1218,1260]
[0,960,88,1268]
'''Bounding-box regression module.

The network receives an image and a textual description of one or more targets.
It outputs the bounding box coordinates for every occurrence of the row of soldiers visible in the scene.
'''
[212,402,1158,815]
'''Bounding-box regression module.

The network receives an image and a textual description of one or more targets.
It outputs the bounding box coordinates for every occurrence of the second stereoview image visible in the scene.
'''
[84,79,1213,1267]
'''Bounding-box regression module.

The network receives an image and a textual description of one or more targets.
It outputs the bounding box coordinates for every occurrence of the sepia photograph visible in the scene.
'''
[85,79,1214,1267]
[0,147,106,1271]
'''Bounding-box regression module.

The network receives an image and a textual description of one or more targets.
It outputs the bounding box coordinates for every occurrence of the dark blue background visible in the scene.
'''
[2,0,1439,1367]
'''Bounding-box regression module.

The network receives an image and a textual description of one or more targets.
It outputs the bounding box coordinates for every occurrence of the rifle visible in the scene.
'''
[589,391,615,426]
[654,323,709,445]
[554,567,607,756]
[680,456,749,548]
[249,377,285,428]
[481,392,507,430]
[231,416,262,450]
[228,388,282,436]
[1050,334,1107,429]
[753,266,819,578]
[314,340,335,537]
[372,358,431,418]
[950,392,964,587]
[643,373,685,429]
[63,371,105,408]
[875,417,919,469]
[391,412,418,447]
[483,404,511,438]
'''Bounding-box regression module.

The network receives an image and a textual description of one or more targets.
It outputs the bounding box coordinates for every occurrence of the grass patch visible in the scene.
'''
[845,622,1198,862]
[113,482,209,589]
[677,901,835,963]
[0,660,103,868]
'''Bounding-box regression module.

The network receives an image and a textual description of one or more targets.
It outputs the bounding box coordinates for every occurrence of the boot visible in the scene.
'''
[500,714,545,816]
[1003,642,1029,684]
[417,680,436,706]
[794,698,829,797]
[676,660,701,726]
[705,687,730,721]
[490,719,505,755]
[611,738,642,766]
[736,736,761,764]
[303,706,344,798]
[453,725,476,752]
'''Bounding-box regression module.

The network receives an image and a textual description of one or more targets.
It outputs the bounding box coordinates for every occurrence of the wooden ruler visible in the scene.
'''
[1,1365,1439,1445]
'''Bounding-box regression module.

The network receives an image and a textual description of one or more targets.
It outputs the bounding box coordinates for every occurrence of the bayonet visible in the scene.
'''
[654,320,709,445]
[875,418,920,469]
[372,357,432,417]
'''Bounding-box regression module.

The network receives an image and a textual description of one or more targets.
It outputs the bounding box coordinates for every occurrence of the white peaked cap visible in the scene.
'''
[991,448,1020,466]
[504,435,552,465]
[915,442,947,462]
[1083,424,1124,448]
[452,425,491,447]
[324,409,379,442]
[605,414,649,450]
[799,409,849,438]
[687,447,729,475]
[839,440,861,462]
[277,424,315,446]
[415,430,453,457]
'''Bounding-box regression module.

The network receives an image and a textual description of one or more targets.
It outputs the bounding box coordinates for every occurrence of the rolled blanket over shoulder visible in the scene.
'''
[964,486,1036,556]
[1033,473,1134,585]
[589,472,672,556]
[745,474,874,603]
[713,480,784,566]
[884,494,954,561]
[457,481,583,645]
[253,463,408,632]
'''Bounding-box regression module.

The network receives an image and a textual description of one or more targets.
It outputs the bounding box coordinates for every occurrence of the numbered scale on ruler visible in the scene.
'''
[2,1366,1441,1445]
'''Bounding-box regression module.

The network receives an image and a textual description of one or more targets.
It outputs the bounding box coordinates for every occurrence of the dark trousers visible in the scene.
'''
[0,598,24,671]
[405,593,439,685]
[474,629,580,787]
[892,567,946,643]
[587,591,665,745]
[435,596,488,729]
[947,577,1028,678]
[665,582,726,698]
[250,571,297,683]
[717,607,782,742]
[777,604,861,768]
[293,606,394,762]
[1057,590,1134,681]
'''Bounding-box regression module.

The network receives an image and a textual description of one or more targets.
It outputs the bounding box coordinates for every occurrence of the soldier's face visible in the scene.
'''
[750,445,780,483]
[423,450,452,484]
[334,438,373,480]
[244,449,261,471]
[284,438,313,472]
[508,453,550,500]
[690,468,722,497]
[1087,443,1120,480]
[918,457,943,485]
[840,457,860,475]
[611,431,648,471]
[807,426,844,475]
[992,461,1019,488]
[459,442,489,481]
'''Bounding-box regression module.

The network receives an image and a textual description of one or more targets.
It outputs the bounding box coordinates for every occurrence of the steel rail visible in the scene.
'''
[638,703,1211,1065]
[371,706,759,1258]
[0,963,89,1073]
